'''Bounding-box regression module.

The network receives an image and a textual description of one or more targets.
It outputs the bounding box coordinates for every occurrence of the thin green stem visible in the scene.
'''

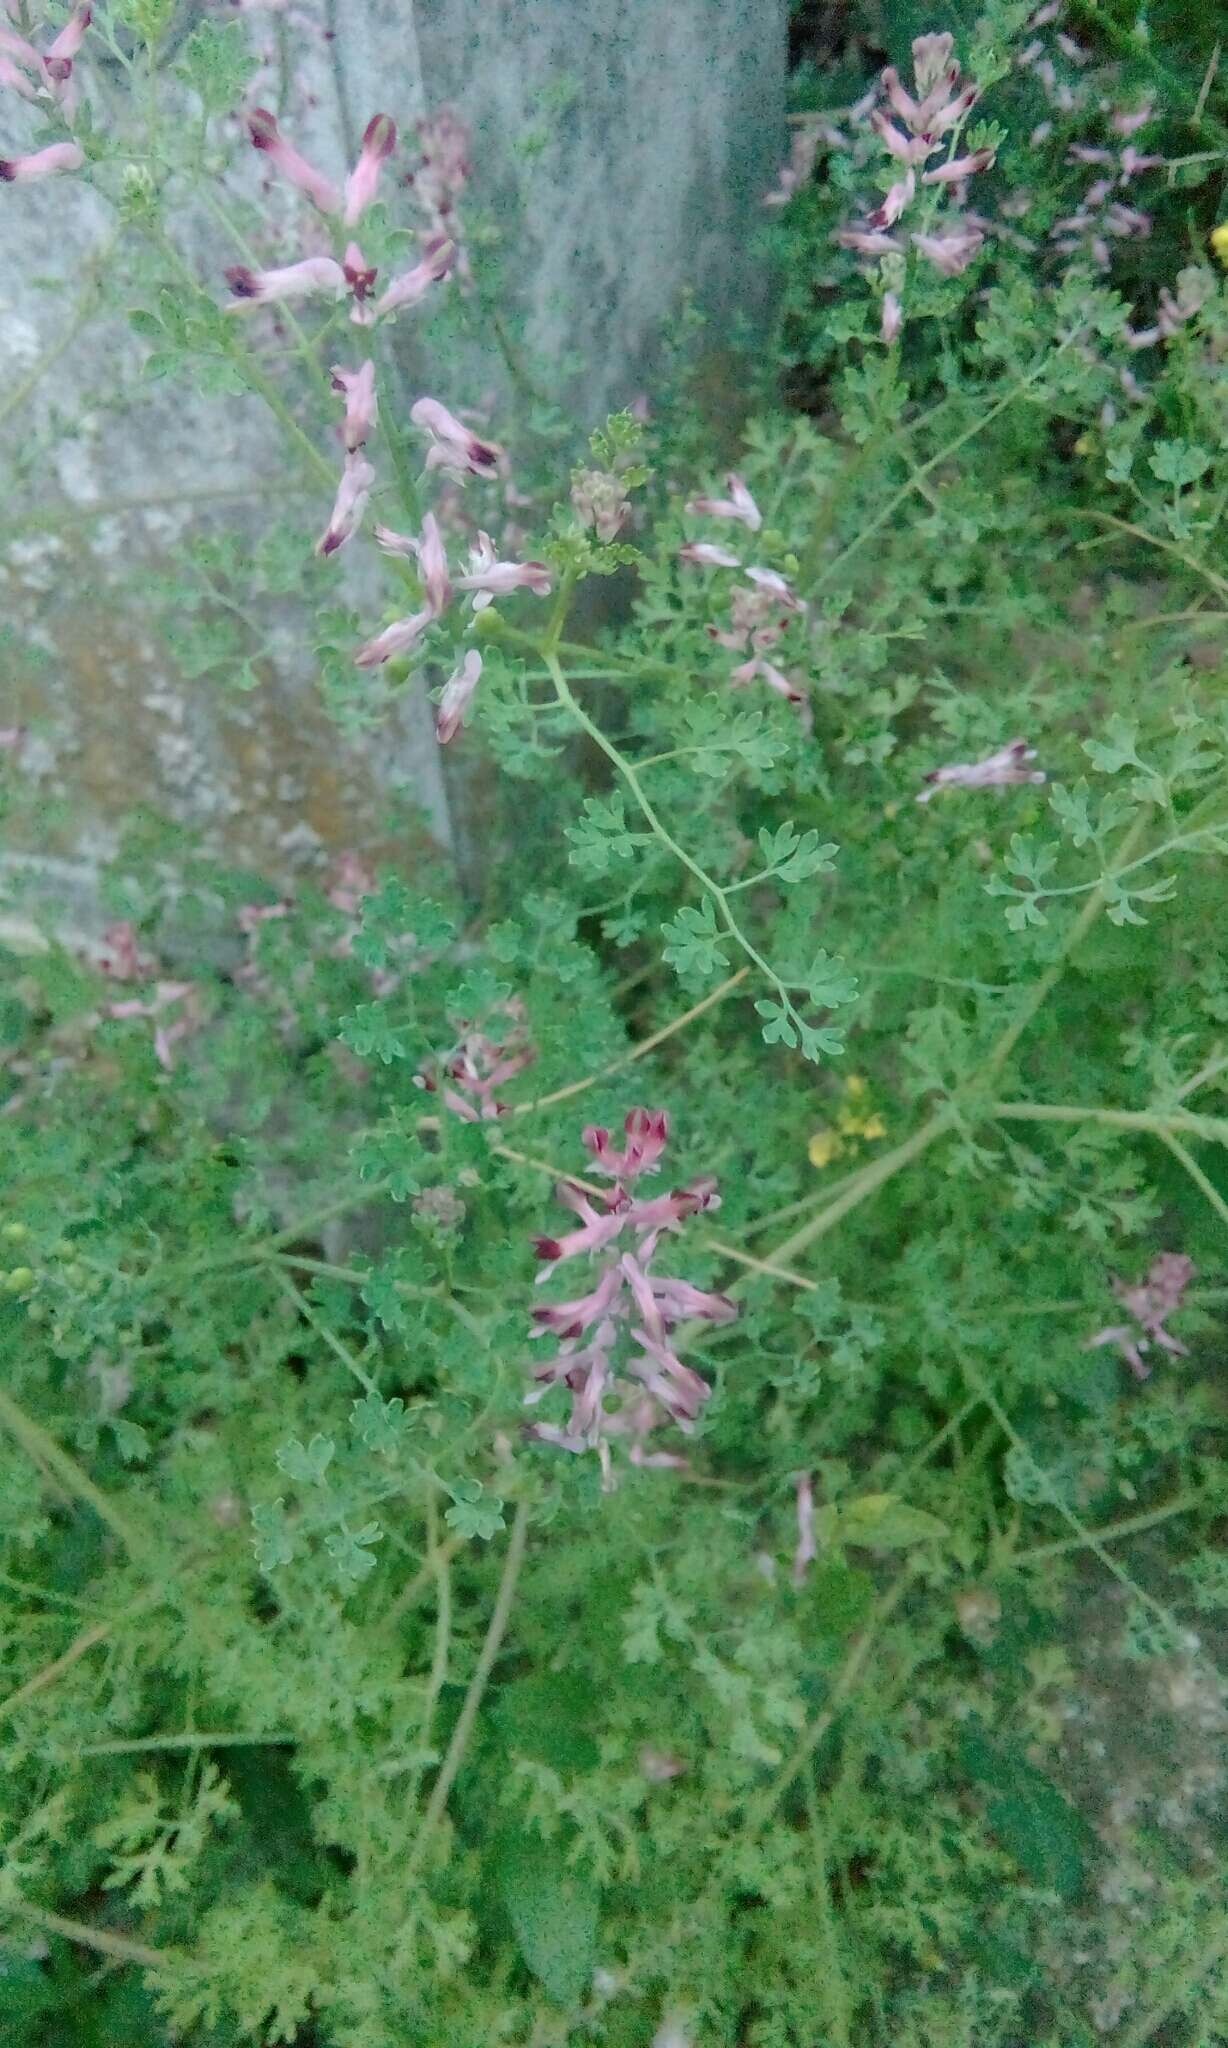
[1156,1129,1228,1235]
[992,1101,1228,1143]
[405,1501,529,1878]
[967,1369,1197,1651]
[79,1730,295,1756]
[514,969,748,1118]
[544,651,801,1029]
[978,811,1152,1083]
[0,230,121,434]
[0,1901,165,1972]
[0,1388,144,1558]
[811,334,1078,594]
[1070,507,1228,605]
[273,1268,379,1396]
[1008,1494,1202,1567]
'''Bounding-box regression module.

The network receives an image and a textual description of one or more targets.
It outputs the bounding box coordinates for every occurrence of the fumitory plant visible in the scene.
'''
[3,2,1228,2045]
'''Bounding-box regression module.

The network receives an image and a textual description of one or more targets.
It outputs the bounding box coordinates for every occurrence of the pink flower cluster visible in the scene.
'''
[917,738,1046,802]
[223,99,548,730]
[415,997,535,1121]
[353,501,549,736]
[226,107,454,325]
[405,106,473,286]
[525,1109,736,1487]
[96,923,199,1071]
[835,31,994,294]
[1052,107,1160,273]
[680,474,809,717]
[0,4,91,181]
[1085,1252,1195,1381]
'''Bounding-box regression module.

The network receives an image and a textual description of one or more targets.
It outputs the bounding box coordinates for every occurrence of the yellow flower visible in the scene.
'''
[860,1113,887,1141]
[844,1074,867,1099]
[1211,222,1228,264]
[808,1128,841,1169]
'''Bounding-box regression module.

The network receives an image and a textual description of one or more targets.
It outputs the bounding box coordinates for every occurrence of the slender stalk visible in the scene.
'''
[1157,1129,1228,1234]
[810,334,1077,593]
[0,1622,112,1726]
[274,1268,380,1395]
[734,1567,916,1843]
[1069,507,1228,605]
[544,652,803,1030]
[0,1389,144,1558]
[79,1729,295,1756]
[405,1501,529,1878]
[514,969,748,1117]
[1009,1494,1201,1567]
[0,1900,165,1972]
[992,1101,1228,1142]
[0,231,120,434]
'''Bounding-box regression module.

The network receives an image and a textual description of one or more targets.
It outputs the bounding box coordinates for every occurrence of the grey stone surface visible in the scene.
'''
[0,0,785,925]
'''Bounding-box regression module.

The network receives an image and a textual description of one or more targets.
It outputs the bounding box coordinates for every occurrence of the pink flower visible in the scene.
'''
[409,105,470,226]
[639,1747,687,1782]
[678,541,742,569]
[42,3,91,87]
[383,509,453,614]
[372,235,454,319]
[330,360,377,450]
[911,225,984,275]
[881,290,903,343]
[245,106,341,215]
[525,1110,735,1486]
[0,53,37,99]
[792,1471,817,1585]
[584,1106,670,1179]
[685,472,761,531]
[571,468,631,542]
[416,997,536,1119]
[105,980,199,1072]
[0,140,83,181]
[833,226,903,257]
[0,23,41,77]
[744,565,804,609]
[354,608,436,669]
[731,656,805,707]
[869,110,930,165]
[435,648,483,743]
[531,1181,626,1264]
[225,255,347,304]
[454,531,551,610]
[917,737,1044,802]
[1085,1252,1194,1381]
[339,241,380,322]
[867,168,916,228]
[97,921,155,982]
[410,396,500,481]
[763,119,823,207]
[316,450,374,556]
[343,112,395,225]
[922,148,996,185]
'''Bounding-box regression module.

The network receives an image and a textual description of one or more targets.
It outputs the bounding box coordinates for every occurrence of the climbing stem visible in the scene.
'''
[543,649,802,1029]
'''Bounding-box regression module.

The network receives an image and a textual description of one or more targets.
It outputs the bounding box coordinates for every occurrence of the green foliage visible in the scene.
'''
[3,3,1228,2044]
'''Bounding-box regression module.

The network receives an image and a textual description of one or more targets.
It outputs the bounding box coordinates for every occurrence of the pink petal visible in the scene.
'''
[0,141,83,182]
[246,106,340,215]
[343,112,396,225]
[435,647,483,743]
[354,607,435,669]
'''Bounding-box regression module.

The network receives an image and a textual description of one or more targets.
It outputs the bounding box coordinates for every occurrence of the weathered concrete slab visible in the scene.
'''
[0,0,785,922]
